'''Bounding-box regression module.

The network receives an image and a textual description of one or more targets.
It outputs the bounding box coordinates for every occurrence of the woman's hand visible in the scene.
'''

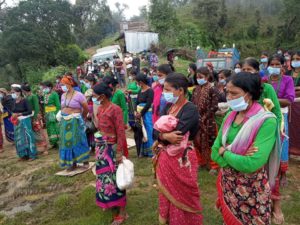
[245,144,258,156]
[162,131,183,145]
[218,146,226,156]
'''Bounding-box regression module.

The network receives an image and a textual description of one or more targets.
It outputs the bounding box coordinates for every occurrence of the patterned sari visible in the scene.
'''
[3,109,14,142]
[14,117,37,159]
[32,114,47,148]
[95,134,126,209]
[59,113,90,168]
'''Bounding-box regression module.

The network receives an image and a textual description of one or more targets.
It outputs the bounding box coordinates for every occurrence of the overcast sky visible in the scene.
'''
[6,0,149,19]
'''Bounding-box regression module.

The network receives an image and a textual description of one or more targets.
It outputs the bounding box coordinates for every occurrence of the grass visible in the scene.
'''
[2,148,299,225]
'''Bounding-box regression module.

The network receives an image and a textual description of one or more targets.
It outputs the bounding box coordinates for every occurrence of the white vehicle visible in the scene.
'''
[92,45,123,64]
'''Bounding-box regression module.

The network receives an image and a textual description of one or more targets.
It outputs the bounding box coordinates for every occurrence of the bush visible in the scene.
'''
[56,44,88,68]
[42,65,69,82]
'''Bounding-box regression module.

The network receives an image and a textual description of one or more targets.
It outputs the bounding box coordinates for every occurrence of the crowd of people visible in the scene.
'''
[0,48,299,225]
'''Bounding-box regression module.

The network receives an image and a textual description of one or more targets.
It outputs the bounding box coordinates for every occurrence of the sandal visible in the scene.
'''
[111,214,129,225]
[272,211,285,225]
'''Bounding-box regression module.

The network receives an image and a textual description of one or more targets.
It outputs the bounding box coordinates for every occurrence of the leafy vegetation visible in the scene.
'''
[147,0,300,57]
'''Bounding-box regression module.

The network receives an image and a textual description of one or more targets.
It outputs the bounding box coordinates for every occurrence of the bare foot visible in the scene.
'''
[280,174,288,187]
[272,211,284,225]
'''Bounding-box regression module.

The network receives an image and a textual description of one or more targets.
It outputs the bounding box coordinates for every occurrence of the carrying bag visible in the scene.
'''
[116,156,134,190]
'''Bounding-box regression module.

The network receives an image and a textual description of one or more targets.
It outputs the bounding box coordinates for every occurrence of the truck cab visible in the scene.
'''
[196,48,240,72]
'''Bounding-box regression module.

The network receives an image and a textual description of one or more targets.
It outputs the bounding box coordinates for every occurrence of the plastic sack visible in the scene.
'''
[116,156,134,190]
[56,110,62,122]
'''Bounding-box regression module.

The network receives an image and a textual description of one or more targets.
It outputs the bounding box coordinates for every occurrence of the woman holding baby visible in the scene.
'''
[153,73,202,225]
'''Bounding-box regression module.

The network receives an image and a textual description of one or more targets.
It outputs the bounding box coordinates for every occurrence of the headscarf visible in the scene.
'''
[61,75,76,87]
[11,84,21,89]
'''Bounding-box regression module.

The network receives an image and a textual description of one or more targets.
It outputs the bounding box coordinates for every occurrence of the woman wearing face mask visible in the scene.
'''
[233,62,242,75]
[54,75,63,99]
[126,70,141,128]
[136,74,154,157]
[21,83,48,154]
[267,54,295,224]
[215,70,232,129]
[242,57,282,127]
[154,73,202,225]
[283,51,292,75]
[103,76,129,158]
[92,83,128,225]
[289,51,300,156]
[82,74,97,153]
[42,81,60,149]
[259,52,270,77]
[59,76,90,170]
[212,72,281,225]
[79,75,88,94]
[192,67,219,174]
[153,64,172,125]
[187,63,198,100]
[0,88,15,144]
[11,86,37,161]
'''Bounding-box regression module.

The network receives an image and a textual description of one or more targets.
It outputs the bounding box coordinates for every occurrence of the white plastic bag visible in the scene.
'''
[116,156,134,190]
[56,110,62,122]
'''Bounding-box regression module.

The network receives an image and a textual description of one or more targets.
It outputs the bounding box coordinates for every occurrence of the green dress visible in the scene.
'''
[127,81,141,95]
[211,114,277,172]
[44,91,61,146]
[112,89,128,125]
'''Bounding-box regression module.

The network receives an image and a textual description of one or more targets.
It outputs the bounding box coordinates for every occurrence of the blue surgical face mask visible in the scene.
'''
[268,67,281,76]
[219,79,226,85]
[153,75,159,81]
[61,85,68,93]
[79,80,84,84]
[85,82,91,89]
[92,97,101,105]
[163,92,179,104]
[158,78,165,85]
[292,60,300,68]
[261,58,268,63]
[227,95,249,112]
[43,88,50,94]
[197,78,207,86]
[11,93,18,99]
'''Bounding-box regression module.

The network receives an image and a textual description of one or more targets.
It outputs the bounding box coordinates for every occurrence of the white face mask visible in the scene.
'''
[12,93,18,99]
[227,94,249,112]
[234,68,241,74]
[158,78,165,85]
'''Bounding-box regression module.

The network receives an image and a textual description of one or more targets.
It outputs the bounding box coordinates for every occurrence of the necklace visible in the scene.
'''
[168,98,188,116]
[269,76,282,94]
[64,91,75,108]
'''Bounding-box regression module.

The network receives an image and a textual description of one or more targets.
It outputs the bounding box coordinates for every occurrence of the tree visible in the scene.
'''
[148,0,178,36]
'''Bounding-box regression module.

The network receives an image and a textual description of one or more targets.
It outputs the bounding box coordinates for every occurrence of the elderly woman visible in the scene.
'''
[11,86,37,161]
[154,73,202,225]
[212,72,281,225]
[59,76,90,170]
[92,83,128,225]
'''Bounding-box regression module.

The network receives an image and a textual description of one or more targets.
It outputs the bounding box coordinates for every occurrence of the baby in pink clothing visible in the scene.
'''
[154,115,190,157]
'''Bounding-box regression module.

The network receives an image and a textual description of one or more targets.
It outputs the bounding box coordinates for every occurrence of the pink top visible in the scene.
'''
[61,91,86,109]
